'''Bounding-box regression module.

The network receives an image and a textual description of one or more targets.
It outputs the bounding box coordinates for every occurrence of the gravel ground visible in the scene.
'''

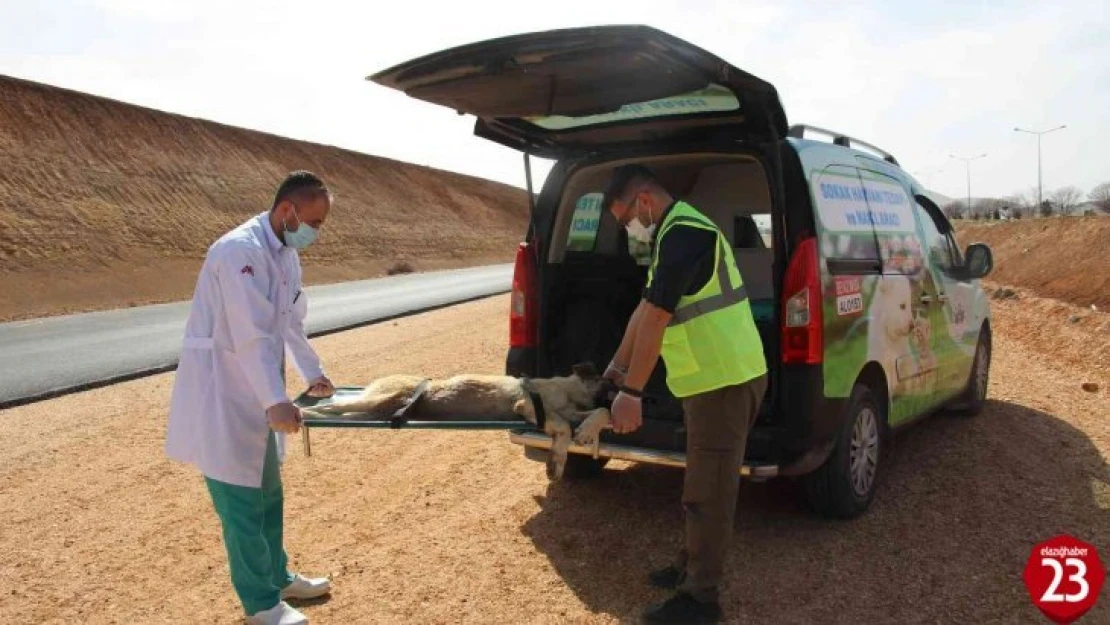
[0,292,1106,624]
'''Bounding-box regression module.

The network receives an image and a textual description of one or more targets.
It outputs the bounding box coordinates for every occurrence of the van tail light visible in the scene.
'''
[781,237,823,364]
[510,242,538,348]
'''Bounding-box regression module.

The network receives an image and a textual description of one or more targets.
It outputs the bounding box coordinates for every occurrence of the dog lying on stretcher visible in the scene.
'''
[298,362,615,479]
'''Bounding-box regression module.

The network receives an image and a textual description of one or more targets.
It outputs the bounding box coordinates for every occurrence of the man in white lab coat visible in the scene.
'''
[166,171,337,625]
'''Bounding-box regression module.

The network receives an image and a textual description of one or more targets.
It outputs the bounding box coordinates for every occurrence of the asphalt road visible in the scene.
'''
[0,264,512,409]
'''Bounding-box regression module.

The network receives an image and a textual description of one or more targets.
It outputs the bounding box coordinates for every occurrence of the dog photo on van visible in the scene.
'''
[866,274,916,396]
[299,362,611,480]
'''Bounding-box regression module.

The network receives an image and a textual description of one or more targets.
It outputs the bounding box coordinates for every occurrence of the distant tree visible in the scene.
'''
[993,209,1001,220]
[1089,182,1110,212]
[942,201,965,220]
[975,197,1008,219]
[1049,186,1083,215]
[1039,200,1056,217]
[1011,188,1039,217]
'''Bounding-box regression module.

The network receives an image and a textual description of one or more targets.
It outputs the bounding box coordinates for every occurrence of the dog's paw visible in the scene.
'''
[572,408,610,447]
[573,422,601,447]
[545,453,566,480]
[573,429,598,447]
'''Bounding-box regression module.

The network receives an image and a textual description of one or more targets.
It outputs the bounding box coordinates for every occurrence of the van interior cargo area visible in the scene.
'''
[539,154,780,454]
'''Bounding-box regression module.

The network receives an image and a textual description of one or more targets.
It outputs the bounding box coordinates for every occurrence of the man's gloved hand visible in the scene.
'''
[306,375,335,398]
[267,401,303,434]
[610,391,643,434]
[603,361,628,387]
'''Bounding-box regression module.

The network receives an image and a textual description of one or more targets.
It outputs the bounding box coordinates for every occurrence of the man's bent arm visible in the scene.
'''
[623,302,672,392]
[611,299,646,370]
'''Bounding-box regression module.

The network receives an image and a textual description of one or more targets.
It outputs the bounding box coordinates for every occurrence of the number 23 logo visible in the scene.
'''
[1040,557,1090,603]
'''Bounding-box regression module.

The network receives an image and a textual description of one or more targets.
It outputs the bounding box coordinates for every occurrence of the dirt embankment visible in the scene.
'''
[955,216,1110,310]
[0,75,529,322]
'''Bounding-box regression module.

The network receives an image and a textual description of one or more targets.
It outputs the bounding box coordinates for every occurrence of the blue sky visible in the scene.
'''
[2,0,1107,202]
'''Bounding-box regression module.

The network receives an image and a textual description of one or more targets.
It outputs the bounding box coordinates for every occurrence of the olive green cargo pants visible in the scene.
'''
[673,373,768,603]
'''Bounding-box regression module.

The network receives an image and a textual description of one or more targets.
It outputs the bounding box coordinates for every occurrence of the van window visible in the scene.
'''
[565,191,653,265]
[858,171,922,276]
[566,193,603,252]
[811,166,881,263]
[914,198,957,273]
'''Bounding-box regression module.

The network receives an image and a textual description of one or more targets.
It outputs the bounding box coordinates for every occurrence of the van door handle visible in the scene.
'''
[920,295,933,304]
[937,294,949,303]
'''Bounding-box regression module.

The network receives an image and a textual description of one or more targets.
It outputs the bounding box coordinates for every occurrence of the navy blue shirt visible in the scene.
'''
[643,201,716,314]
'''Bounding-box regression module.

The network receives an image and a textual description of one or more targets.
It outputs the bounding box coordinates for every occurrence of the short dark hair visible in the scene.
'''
[601,164,661,211]
[271,170,331,210]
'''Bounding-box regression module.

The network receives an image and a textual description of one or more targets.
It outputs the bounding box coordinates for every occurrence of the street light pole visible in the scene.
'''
[949,153,987,217]
[1014,124,1066,211]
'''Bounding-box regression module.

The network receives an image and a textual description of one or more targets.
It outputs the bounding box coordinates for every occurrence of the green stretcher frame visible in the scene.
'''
[292,385,534,457]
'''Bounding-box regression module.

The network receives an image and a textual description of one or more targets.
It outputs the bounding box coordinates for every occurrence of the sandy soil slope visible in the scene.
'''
[0,75,529,322]
[0,294,1105,624]
[956,216,1110,310]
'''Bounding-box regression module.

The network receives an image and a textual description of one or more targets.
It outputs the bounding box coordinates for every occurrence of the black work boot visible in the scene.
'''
[642,591,722,624]
[647,565,686,589]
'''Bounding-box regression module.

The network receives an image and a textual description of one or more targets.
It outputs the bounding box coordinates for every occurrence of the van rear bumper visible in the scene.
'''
[508,428,780,480]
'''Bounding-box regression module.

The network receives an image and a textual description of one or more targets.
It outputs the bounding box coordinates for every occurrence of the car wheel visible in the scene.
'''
[803,383,883,520]
[950,330,991,417]
[560,454,610,479]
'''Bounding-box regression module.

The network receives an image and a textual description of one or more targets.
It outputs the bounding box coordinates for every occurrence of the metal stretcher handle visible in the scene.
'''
[298,418,535,457]
[301,419,531,429]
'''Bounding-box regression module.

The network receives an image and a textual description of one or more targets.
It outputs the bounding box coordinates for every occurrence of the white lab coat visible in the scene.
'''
[165,212,325,488]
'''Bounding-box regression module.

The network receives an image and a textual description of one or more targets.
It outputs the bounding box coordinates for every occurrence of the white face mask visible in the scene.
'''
[624,200,657,243]
[625,218,656,244]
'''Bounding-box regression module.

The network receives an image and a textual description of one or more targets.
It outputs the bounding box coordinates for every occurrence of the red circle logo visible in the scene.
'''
[1023,535,1105,623]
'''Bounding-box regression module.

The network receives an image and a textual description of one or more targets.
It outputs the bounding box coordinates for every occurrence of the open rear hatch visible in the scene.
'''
[368,25,788,157]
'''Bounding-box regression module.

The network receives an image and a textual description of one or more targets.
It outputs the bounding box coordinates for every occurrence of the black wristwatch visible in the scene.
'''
[620,386,644,398]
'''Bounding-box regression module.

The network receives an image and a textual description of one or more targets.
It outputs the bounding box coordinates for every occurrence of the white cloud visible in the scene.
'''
[1,0,1107,199]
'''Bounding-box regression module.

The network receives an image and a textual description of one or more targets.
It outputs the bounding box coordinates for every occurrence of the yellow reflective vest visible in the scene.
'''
[646,201,768,397]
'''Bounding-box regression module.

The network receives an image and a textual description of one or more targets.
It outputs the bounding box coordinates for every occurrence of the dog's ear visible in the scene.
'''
[571,361,600,380]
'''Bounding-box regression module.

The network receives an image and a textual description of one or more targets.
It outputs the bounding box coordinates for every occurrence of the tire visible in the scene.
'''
[560,454,610,479]
[950,330,991,417]
[803,384,884,520]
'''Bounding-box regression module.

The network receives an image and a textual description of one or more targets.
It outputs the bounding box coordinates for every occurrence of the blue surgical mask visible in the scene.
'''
[283,205,318,249]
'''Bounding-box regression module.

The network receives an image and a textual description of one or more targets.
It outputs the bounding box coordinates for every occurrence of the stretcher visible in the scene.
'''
[292,382,537,457]
[291,384,778,479]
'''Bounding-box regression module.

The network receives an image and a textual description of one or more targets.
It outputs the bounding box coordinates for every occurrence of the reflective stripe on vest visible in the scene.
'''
[669,236,749,326]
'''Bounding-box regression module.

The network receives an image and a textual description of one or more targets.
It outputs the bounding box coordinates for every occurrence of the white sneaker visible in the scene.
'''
[246,601,308,625]
[280,573,332,600]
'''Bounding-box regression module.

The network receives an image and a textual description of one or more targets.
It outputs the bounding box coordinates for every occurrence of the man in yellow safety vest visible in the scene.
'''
[601,164,769,625]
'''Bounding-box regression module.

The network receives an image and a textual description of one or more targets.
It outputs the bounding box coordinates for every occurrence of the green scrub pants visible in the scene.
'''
[205,431,295,615]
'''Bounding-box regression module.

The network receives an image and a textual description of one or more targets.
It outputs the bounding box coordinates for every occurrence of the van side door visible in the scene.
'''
[853,168,940,423]
[913,195,977,401]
